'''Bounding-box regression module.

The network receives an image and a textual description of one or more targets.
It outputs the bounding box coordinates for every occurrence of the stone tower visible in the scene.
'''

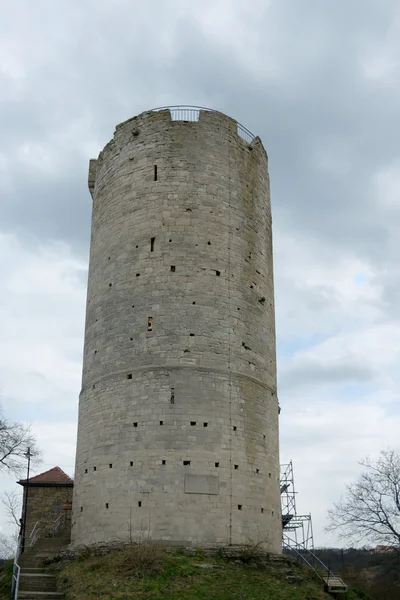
[72,106,281,552]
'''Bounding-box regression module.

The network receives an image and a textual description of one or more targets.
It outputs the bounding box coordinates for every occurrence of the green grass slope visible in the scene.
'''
[53,545,370,600]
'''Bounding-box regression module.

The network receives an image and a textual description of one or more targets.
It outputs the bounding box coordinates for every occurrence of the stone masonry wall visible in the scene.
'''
[72,108,281,552]
[22,486,72,542]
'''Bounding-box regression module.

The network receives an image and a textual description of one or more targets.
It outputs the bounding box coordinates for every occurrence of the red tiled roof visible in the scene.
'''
[19,466,73,485]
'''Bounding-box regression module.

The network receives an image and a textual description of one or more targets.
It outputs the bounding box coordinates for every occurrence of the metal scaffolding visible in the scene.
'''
[280,460,314,551]
[280,460,348,595]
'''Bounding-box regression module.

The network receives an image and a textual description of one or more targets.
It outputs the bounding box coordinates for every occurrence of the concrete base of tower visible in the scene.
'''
[71,500,282,554]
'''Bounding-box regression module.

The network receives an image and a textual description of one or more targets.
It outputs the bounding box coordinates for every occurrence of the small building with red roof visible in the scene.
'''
[18,466,73,547]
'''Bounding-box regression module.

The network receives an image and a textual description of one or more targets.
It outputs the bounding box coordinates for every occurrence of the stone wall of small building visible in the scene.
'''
[22,485,73,542]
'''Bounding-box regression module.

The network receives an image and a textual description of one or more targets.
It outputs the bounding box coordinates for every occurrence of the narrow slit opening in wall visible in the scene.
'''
[183,460,190,466]
[170,388,175,404]
[233,426,237,431]
[215,462,219,468]
[138,501,142,507]
[130,461,133,466]
[269,473,271,478]
[238,505,242,511]
[93,466,96,471]
[147,317,153,331]
[105,503,109,509]
[216,270,220,276]
[84,469,87,474]
[162,459,166,465]
[256,468,259,474]
[80,507,83,512]
[159,420,163,425]
[190,333,195,337]
[170,265,175,272]
[150,237,155,252]
[261,508,264,514]
[109,464,112,468]
[154,165,157,181]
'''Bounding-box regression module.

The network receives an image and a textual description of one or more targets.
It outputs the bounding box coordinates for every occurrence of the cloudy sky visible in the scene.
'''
[1,0,399,548]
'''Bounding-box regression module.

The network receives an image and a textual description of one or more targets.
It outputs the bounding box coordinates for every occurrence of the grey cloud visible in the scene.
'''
[280,356,377,392]
[1,0,399,273]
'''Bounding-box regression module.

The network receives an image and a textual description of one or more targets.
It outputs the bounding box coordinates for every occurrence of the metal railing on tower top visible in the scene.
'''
[149,105,256,144]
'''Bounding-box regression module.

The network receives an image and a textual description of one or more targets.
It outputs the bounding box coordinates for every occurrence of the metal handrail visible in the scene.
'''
[12,535,22,600]
[52,514,63,537]
[12,563,20,600]
[29,520,40,548]
[282,536,339,583]
[149,105,256,143]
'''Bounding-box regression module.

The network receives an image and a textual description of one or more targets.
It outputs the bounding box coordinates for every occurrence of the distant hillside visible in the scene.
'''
[311,548,400,600]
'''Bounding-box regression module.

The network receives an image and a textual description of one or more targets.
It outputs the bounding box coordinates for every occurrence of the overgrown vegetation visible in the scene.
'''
[0,560,13,600]
[51,543,370,600]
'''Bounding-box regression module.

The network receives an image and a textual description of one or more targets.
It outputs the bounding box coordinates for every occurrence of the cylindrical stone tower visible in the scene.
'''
[72,106,281,552]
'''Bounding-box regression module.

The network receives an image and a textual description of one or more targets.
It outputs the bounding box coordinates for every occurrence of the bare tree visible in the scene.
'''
[0,532,17,559]
[1,489,22,528]
[327,449,400,547]
[0,405,41,476]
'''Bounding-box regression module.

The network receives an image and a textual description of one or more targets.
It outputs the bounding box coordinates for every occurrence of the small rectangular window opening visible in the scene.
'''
[154,165,157,181]
[109,464,113,469]
[127,373,132,379]
[238,504,242,511]
[130,461,133,466]
[80,507,83,512]
[162,459,166,465]
[256,468,259,474]
[234,464,239,470]
[183,460,191,466]
[84,469,88,474]
[105,503,109,509]
[133,422,138,427]
[261,508,264,514]
[190,421,196,426]
[138,501,142,507]
[93,466,97,471]
[170,388,175,404]
[203,422,208,427]
[170,265,175,272]
[269,473,272,478]
[216,270,220,276]
[215,462,219,468]
[233,426,237,431]
[147,317,153,332]
[160,420,164,425]
[150,237,155,252]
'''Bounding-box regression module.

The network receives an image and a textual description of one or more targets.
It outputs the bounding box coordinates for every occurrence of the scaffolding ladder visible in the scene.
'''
[280,461,348,595]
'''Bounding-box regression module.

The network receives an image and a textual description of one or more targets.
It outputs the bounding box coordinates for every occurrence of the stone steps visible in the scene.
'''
[19,573,57,592]
[18,593,64,600]
[16,534,70,599]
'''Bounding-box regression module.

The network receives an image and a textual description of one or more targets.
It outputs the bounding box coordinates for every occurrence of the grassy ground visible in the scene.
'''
[54,545,368,600]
